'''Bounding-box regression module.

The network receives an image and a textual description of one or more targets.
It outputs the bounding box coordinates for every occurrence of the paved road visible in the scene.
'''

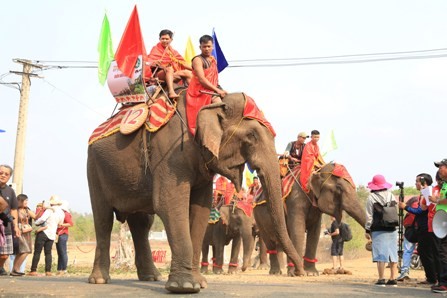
[0,275,432,297]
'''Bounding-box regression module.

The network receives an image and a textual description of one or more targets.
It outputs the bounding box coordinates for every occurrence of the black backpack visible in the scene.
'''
[340,222,353,242]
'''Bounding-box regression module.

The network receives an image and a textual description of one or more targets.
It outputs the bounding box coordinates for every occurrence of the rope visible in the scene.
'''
[76,244,95,254]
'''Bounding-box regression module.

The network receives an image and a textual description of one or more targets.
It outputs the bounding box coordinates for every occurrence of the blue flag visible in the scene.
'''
[0,129,5,133]
[211,28,228,73]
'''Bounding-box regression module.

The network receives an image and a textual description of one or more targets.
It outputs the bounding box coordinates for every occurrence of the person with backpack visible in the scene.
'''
[365,174,399,287]
[328,217,344,270]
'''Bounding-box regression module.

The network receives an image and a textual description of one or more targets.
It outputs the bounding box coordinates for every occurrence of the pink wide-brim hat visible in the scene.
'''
[367,174,392,191]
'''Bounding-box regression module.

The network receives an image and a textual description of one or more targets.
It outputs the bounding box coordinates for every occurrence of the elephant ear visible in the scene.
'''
[195,102,226,159]
[309,172,322,198]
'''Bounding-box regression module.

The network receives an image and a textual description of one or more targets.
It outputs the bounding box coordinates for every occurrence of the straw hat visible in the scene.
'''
[60,200,70,212]
[49,195,62,206]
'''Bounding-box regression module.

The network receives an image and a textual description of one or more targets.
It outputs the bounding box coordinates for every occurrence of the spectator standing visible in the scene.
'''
[431,159,447,293]
[328,217,344,270]
[56,200,73,275]
[0,165,19,276]
[396,196,419,281]
[364,174,398,287]
[10,194,36,276]
[28,195,64,276]
[398,173,438,285]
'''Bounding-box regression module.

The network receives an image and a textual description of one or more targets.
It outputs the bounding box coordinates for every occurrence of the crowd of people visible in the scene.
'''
[0,164,73,277]
[364,159,447,293]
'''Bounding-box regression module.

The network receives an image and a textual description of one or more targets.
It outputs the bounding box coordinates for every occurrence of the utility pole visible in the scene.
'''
[10,59,42,194]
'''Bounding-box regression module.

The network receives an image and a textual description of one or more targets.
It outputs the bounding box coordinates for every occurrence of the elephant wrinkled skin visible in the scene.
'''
[254,163,367,276]
[87,92,303,293]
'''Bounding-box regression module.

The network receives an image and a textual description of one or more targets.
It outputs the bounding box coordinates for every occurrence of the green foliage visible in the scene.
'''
[392,186,419,196]
[152,215,165,232]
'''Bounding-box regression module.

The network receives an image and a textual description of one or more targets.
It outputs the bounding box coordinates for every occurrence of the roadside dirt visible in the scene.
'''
[1,241,431,297]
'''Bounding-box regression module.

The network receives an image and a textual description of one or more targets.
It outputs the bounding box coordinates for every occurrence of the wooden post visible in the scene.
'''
[10,59,42,194]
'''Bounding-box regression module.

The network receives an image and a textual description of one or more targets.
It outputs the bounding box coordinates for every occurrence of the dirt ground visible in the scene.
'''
[0,241,432,297]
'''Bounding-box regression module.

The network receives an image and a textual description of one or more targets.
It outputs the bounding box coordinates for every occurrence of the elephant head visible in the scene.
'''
[310,163,366,227]
[195,93,302,271]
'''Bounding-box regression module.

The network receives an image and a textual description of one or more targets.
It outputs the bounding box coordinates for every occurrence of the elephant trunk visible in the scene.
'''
[258,165,303,273]
[343,198,367,229]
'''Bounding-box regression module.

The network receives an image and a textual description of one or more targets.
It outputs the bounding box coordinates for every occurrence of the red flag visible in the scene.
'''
[114,5,146,78]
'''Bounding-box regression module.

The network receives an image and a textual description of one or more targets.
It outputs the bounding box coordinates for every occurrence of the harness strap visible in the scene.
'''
[213,263,223,268]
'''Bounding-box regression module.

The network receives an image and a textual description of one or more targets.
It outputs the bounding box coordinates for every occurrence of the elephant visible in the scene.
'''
[87,91,304,293]
[253,162,367,276]
[201,202,255,274]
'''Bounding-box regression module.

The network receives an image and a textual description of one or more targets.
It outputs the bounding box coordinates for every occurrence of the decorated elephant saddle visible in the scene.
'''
[208,208,221,224]
[88,92,180,145]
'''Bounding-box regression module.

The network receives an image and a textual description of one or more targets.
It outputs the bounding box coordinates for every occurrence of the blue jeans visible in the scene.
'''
[56,234,68,271]
[401,236,415,273]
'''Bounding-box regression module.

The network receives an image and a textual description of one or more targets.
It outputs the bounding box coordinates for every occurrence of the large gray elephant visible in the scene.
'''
[87,92,303,293]
[201,202,255,274]
[253,162,367,276]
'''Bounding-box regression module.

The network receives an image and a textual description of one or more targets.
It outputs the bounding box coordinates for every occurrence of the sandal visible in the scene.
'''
[10,270,23,276]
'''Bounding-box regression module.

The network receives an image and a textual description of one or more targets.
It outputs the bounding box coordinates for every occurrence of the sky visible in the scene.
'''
[1,1,446,213]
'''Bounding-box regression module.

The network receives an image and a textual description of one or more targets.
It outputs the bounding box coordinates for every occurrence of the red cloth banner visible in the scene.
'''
[114,5,146,78]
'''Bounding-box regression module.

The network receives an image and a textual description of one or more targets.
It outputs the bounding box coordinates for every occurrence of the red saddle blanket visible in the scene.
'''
[331,163,355,188]
[88,97,176,145]
[235,200,254,218]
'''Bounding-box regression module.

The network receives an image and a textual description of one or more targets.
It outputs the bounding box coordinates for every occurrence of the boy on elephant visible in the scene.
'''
[186,35,227,135]
[300,130,325,193]
[146,29,192,99]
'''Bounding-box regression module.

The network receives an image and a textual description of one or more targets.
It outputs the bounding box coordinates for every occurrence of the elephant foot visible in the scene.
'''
[305,268,319,276]
[138,272,163,281]
[88,269,110,284]
[192,271,208,289]
[257,263,270,270]
[165,273,201,293]
[269,268,282,275]
[213,266,224,275]
[200,266,209,274]
[228,266,238,274]
[304,261,319,276]
[137,265,162,281]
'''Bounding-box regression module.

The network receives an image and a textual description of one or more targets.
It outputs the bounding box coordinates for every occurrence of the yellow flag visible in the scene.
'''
[184,36,196,66]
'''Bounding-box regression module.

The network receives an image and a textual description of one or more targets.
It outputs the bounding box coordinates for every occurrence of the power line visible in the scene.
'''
[28,47,447,69]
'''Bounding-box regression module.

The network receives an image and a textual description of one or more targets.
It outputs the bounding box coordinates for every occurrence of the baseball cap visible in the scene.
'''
[434,159,447,168]
[298,132,309,138]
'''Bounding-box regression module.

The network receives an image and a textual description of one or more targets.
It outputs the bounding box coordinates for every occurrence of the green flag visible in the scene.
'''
[98,13,114,85]
[322,129,338,157]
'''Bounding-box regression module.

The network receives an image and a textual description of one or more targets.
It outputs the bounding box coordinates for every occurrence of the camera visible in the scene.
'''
[0,212,14,227]
[324,230,330,236]
[396,181,404,189]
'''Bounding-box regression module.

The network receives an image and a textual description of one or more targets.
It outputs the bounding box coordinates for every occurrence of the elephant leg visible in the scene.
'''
[285,199,307,277]
[127,213,161,281]
[303,209,322,276]
[258,237,269,270]
[200,225,213,274]
[212,223,226,275]
[268,249,282,275]
[88,195,114,284]
[228,235,241,274]
[239,221,255,272]
[189,186,213,288]
[156,184,200,293]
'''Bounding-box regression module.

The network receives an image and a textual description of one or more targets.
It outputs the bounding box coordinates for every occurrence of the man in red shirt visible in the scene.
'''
[299,130,325,193]
[147,29,192,99]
